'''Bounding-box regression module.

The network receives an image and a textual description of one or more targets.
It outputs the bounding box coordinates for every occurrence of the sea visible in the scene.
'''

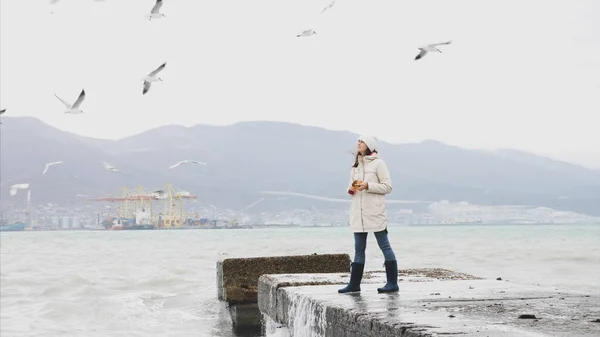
[1,224,599,337]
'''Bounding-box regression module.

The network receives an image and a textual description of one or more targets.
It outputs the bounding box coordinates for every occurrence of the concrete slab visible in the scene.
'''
[217,253,350,304]
[258,271,600,337]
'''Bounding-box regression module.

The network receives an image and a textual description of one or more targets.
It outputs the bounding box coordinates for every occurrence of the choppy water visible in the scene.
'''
[1,224,599,336]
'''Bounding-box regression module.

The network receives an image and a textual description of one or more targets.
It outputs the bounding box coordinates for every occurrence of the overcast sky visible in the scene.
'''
[1,0,599,168]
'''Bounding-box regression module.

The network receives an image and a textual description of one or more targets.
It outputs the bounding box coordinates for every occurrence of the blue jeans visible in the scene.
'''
[353,230,396,264]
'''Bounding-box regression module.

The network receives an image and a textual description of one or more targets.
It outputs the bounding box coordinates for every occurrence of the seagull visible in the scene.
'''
[9,183,29,196]
[149,0,166,20]
[43,161,63,175]
[415,40,452,60]
[322,0,336,13]
[0,109,5,124]
[102,161,120,172]
[169,160,207,169]
[54,89,86,114]
[297,29,317,38]
[142,62,166,95]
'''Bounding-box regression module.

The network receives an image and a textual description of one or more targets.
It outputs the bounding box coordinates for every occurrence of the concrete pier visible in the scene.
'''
[216,253,351,334]
[258,268,600,336]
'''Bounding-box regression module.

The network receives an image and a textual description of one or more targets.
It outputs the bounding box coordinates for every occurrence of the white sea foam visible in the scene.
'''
[287,291,326,337]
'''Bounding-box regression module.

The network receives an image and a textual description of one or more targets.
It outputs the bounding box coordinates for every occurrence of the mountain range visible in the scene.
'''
[1,117,599,216]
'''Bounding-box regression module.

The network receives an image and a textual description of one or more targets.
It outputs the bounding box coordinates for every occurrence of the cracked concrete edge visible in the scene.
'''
[259,275,438,337]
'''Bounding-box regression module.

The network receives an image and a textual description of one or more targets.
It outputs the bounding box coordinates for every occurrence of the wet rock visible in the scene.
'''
[496,277,502,281]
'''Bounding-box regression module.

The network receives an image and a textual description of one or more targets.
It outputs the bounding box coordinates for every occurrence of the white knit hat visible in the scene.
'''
[358,135,378,152]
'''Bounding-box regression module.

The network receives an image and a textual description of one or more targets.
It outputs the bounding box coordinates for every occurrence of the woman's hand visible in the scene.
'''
[356,181,369,191]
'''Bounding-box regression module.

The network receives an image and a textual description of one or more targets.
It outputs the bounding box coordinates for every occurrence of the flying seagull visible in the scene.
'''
[322,0,336,13]
[9,183,29,197]
[297,29,317,38]
[415,40,452,60]
[102,161,120,172]
[142,62,166,95]
[149,0,166,20]
[43,161,63,175]
[169,160,207,169]
[54,89,86,114]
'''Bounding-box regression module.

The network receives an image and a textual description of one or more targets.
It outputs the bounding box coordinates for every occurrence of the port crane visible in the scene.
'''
[88,183,196,229]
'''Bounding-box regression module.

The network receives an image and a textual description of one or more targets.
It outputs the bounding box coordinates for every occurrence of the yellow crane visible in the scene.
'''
[89,184,196,229]
[154,183,197,229]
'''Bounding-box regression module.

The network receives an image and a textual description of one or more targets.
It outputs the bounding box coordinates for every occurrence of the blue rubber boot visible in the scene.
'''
[377,260,399,293]
[338,262,364,293]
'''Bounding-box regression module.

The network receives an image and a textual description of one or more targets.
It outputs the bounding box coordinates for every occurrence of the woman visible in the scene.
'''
[338,135,399,294]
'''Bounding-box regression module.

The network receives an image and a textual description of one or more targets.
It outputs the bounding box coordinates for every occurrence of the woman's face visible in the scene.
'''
[357,140,368,154]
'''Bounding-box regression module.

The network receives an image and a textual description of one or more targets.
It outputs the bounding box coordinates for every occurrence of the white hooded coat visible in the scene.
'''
[348,152,392,232]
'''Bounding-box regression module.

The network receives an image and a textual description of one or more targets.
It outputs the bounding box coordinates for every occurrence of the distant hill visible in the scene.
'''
[1,117,599,216]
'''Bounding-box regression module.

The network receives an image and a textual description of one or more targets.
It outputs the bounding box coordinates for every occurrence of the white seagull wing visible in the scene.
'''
[48,161,63,167]
[169,161,185,169]
[190,160,207,165]
[151,0,163,14]
[415,49,427,60]
[430,40,452,47]
[72,90,86,109]
[148,62,166,77]
[322,2,334,13]
[54,94,72,108]
[9,183,29,196]
[143,81,152,94]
